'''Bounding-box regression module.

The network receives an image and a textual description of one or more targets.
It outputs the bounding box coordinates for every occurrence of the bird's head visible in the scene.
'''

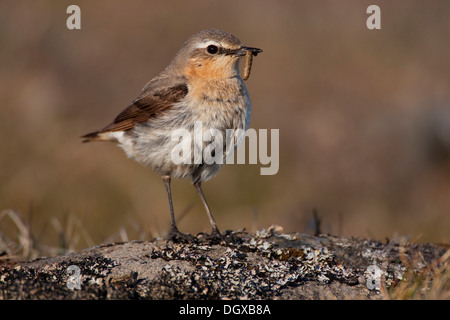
[172,29,262,80]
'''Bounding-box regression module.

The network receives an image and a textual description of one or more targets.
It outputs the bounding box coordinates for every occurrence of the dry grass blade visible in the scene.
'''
[0,209,33,259]
[384,246,450,300]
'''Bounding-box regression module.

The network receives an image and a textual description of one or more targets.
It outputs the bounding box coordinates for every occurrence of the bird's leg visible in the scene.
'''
[162,175,195,242]
[193,181,221,239]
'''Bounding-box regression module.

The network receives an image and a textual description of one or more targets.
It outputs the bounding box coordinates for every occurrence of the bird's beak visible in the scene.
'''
[231,46,263,57]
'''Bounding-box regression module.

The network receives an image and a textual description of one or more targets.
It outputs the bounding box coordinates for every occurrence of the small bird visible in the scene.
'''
[81,29,261,241]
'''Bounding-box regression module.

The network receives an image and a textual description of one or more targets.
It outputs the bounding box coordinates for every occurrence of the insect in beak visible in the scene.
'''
[241,47,262,81]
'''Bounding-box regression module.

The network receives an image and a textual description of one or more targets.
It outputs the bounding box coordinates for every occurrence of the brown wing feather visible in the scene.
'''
[81,83,188,141]
[103,83,188,132]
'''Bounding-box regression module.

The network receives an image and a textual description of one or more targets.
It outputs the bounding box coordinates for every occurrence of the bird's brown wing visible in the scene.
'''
[103,83,189,132]
[81,83,188,141]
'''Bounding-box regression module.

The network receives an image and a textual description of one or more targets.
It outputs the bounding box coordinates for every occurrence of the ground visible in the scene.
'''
[0,226,448,299]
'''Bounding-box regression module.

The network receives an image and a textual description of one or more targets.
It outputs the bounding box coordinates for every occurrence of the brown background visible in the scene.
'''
[1,1,449,254]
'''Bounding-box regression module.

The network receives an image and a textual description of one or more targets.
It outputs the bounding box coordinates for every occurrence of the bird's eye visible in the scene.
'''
[207,45,219,54]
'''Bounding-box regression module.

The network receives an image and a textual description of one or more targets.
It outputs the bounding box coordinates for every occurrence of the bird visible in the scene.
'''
[81,29,262,242]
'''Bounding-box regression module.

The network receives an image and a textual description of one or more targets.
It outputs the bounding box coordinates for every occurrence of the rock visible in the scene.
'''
[0,226,447,299]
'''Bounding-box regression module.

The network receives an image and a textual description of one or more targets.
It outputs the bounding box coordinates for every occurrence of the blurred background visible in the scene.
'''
[1,0,449,257]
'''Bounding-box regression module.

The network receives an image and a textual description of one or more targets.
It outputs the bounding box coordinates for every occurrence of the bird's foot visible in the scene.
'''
[197,227,223,244]
[168,227,197,243]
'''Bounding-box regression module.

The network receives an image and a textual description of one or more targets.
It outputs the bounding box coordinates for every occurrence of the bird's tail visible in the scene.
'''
[80,131,103,143]
[81,130,120,143]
